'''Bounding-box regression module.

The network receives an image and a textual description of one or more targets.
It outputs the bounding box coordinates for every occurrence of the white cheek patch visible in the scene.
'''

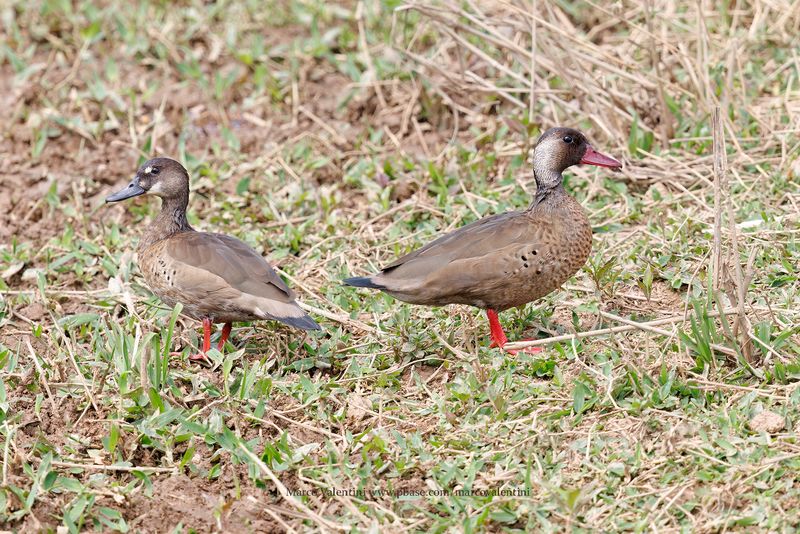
[533,138,558,165]
[148,181,164,195]
[144,166,152,174]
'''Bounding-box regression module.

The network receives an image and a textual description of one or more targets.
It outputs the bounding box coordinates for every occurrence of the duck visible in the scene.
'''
[106,157,320,362]
[344,127,622,354]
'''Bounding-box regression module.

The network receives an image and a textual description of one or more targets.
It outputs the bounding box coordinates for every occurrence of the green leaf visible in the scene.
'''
[57,313,100,328]
[147,388,166,413]
[573,381,591,414]
[103,424,120,453]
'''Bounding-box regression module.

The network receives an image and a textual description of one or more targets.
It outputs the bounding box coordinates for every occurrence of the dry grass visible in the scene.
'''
[1,0,799,531]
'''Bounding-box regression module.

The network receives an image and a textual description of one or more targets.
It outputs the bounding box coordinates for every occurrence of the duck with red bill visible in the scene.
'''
[344,126,623,354]
[580,145,623,168]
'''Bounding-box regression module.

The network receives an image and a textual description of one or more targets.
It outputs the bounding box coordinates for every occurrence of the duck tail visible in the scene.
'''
[281,313,321,331]
[342,276,385,290]
[253,300,322,331]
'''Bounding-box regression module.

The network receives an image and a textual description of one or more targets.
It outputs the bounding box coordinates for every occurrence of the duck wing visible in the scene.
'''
[363,210,567,308]
[382,211,526,274]
[164,232,319,329]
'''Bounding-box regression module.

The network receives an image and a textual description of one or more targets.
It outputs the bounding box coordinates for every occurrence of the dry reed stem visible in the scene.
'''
[712,107,756,363]
[505,308,739,351]
[50,461,178,474]
[24,337,57,413]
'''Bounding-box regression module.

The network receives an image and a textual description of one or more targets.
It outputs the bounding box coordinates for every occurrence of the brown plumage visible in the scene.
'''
[106,157,319,362]
[344,127,622,353]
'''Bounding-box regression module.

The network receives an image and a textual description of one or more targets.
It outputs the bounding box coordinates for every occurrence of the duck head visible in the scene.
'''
[532,127,622,189]
[106,158,189,203]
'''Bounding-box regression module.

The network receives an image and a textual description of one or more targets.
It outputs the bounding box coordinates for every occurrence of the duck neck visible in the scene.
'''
[138,194,193,251]
[530,167,564,209]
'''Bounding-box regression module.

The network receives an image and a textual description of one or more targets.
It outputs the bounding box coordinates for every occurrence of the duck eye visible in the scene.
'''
[150,167,160,175]
[562,135,573,144]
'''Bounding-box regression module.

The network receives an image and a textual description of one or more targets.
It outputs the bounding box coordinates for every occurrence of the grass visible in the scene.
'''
[1,0,800,531]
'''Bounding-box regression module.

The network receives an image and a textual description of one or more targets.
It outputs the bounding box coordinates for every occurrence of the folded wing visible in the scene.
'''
[166,232,319,330]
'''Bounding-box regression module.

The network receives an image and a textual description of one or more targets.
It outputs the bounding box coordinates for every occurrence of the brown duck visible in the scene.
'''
[106,158,319,361]
[344,127,621,354]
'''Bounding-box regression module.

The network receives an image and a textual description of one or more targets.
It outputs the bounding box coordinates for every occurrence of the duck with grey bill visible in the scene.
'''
[344,127,622,355]
[106,157,320,363]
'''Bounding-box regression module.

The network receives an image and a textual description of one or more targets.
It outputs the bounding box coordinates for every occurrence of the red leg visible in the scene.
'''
[487,309,509,348]
[217,322,232,351]
[189,317,213,362]
[486,309,543,355]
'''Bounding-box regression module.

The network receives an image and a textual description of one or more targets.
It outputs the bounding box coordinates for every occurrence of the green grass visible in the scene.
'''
[1,0,799,531]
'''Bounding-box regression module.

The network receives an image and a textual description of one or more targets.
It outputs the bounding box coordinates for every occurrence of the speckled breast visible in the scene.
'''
[137,241,184,309]
[492,203,592,311]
